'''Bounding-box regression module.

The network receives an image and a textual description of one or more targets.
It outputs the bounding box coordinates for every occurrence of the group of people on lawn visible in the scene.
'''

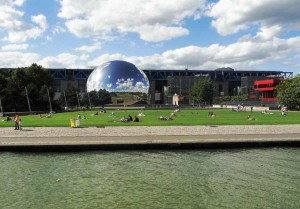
[89,109,142,123]
[3,105,290,129]
[159,108,180,120]
[120,115,139,122]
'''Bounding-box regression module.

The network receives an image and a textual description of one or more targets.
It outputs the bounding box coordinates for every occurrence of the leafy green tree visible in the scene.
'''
[189,78,214,106]
[81,89,112,108]
[0,71,8,102]
[2,68,29,111]
[0,72,8,95]
[98,89,112,107]
[81,90,98,108]
[276,75,300,109]
[58,84,79,109]
[3,63,55,111]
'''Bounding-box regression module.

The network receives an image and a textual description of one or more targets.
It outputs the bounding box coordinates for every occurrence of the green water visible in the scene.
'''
[1,148,300,209]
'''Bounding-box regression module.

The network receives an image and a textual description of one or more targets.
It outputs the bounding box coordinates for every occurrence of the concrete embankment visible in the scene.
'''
[0,125,299,151]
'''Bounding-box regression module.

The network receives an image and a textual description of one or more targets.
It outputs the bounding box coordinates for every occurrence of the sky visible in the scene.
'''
[0,0,300,75]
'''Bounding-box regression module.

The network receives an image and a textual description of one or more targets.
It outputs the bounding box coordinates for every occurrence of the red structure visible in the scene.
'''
[254,79,281,102]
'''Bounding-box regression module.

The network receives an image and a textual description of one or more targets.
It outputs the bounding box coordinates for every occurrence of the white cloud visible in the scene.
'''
[31,14,47,31]
[1,13,47,43]
[37,53,81,68]
[0,1,48,43]
[1,43,28,50]
[0,51,39,67]
[89,30,300,71]
[57,0,205,42]
[116,78,134,90]
[0,2,24,30]
[12,0,25,6]
[46,36,52,41]
[2,31,300,71]
[207,0,300,35]
[137,25,189,42]
[75,43,101,52]
[52,25,66,35]
[135,81,147,91]
[79,54,89,60]
[88,53,127,67]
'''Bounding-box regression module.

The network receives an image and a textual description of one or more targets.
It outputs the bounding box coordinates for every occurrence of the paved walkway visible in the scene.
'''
[0,125,299,150]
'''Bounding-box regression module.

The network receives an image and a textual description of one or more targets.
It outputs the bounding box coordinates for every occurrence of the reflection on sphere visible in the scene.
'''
[87,60,149,93]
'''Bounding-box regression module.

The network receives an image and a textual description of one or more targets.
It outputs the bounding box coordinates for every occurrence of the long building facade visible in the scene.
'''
[1,67,293,105]
[47,67,293,104]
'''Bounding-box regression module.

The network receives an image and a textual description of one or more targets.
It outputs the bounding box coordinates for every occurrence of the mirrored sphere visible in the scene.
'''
[87,60,149,93]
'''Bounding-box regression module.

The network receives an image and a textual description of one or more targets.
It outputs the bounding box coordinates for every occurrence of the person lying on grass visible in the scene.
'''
[247,115,257,120]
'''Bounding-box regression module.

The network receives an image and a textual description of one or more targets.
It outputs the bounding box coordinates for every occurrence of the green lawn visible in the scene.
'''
[0,109,299,127]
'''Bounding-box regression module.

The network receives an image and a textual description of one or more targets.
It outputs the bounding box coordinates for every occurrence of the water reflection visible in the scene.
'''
[0,148,300,209]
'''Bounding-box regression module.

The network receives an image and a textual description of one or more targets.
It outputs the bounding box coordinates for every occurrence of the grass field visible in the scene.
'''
[1,108,299,127]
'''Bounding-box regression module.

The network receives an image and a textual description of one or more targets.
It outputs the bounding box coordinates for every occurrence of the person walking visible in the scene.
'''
[14,113,20,130]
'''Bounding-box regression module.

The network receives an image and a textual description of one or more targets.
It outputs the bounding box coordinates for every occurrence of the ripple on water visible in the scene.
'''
[0,148,300,209]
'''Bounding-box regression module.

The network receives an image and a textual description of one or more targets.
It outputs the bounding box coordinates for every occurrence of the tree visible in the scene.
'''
[189,78,214,106]
[276,75,300,109]
[0,72,8,95]
[58,84,79,109]
[0,72,9,110]
[81,90,98,108]
[2,63,55,111]
[81,89,112,108]
[98,89,112,107]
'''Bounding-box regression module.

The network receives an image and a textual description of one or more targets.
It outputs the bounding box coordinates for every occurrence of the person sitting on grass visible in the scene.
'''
[1,116,12,122]
[138,112,145,116]
[120,116,129,122]
[133,116,139,122]
[261,109,273,114]
[159,116,167,120]
[109,112,115,117]
[167,116,173,120]
[159,116,173,120]
[45,113,52,118]
[174,108,180,112]
[208,112,217,117]
[247,115,257,120]
[128,115,133,121]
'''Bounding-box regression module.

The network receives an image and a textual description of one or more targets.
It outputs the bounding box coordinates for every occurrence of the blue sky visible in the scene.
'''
[0,0,300,75]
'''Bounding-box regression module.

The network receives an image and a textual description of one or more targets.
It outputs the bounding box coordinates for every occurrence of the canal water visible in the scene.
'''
[1,148,299,209]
